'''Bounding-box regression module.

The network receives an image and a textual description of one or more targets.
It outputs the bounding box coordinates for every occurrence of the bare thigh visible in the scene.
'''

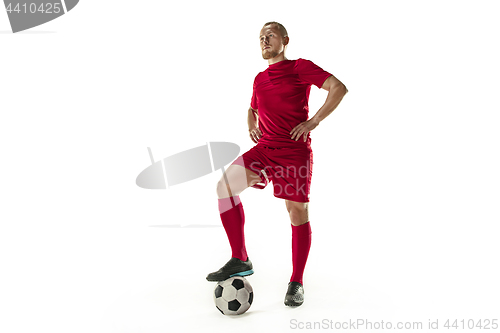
[216,165,262,198]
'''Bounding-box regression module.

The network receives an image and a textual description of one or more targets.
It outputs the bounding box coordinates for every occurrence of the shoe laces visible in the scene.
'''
[289,283,301,294]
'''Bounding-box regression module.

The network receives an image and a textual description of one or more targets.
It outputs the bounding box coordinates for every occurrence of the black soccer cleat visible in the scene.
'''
[284,281,304,307]
[206,257,254,282]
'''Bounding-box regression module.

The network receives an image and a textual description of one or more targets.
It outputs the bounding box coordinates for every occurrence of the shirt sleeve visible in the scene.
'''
[297,58,332,89]
[250,76,258,110]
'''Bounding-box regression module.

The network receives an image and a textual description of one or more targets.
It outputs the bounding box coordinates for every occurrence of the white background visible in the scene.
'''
[1,1,499,332]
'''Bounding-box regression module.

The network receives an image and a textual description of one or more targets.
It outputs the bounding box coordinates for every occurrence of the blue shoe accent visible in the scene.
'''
[206,257,254,282]
[230,269,254,277]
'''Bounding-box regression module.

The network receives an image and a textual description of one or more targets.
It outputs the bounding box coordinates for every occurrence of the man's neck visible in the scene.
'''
[268,53,287,65]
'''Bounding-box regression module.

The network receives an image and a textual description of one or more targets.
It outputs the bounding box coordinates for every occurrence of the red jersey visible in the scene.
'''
[250,58,332,148]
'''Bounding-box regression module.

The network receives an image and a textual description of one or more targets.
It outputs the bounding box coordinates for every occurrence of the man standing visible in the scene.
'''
[206,21,348,307]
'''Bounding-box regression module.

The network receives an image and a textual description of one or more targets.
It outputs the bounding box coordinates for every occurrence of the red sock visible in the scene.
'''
[218,196,248,261]
[290,222,312,285]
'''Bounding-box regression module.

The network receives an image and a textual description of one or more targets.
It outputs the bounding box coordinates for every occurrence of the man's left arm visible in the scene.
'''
[290,75,348,142]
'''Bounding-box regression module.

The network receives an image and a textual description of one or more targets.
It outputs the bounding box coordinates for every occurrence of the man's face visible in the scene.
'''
[260,25,287,60]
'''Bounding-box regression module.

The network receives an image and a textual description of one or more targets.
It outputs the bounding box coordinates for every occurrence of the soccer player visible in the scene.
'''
[206,21,348,307]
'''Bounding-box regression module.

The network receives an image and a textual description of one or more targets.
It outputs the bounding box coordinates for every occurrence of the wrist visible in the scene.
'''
[310,117,321,126]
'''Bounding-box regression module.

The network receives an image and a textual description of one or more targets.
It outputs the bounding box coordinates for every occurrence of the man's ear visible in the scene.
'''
[283,36,289,46]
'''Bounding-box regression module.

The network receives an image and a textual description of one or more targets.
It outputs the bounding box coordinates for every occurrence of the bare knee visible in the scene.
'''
[216,179,232,199]
[286,201,309,226]
[216,165,256,199]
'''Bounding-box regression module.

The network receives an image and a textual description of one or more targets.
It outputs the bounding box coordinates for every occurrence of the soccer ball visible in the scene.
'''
[214,276,253,315]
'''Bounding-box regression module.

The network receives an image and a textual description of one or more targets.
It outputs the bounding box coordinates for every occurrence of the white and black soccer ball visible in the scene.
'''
[214,276,253,315]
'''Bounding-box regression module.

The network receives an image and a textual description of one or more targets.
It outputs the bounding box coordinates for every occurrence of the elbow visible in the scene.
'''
[342,84,348,94]
[330,82,348,95]
[341,85,348,96]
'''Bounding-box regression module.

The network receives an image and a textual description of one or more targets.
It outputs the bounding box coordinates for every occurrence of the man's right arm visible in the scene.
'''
[248,107,262,143]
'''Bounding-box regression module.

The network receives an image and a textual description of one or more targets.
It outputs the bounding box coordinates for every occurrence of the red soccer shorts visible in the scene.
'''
[230,144,313,202]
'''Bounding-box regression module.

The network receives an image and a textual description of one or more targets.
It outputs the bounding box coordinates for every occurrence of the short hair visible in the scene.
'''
[263,21,288,38]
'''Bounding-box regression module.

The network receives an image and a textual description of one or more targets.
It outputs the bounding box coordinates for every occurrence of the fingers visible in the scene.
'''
[290,127,309,141]
[290,123,303,141]
[249,128,263,143]
[250,126,309,142]
[250,131,257,143]
[295,131,304,141]
[290,126,304,141]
